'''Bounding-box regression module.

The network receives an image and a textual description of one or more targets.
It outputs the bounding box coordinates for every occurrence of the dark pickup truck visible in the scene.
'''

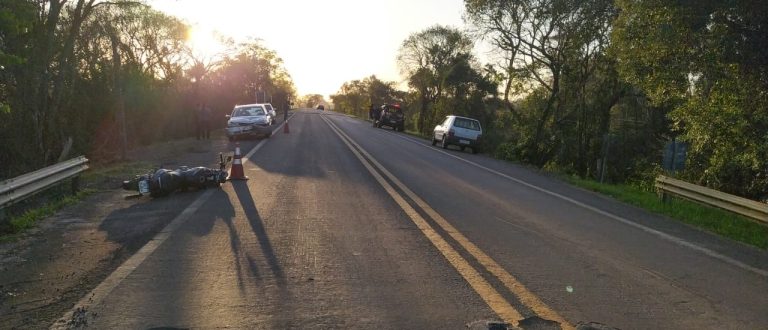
[371,104,405,132]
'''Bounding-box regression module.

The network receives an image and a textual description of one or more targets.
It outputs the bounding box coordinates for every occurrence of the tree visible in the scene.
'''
[301,94,327,109]
[207,40,296,118]
[613,0,768,197]
[0,0,37,176]
[465,0,622,171]
[2,0,108,168]
[397,25,474,134]
[75,2,188,158]
[464,0,528,111]
[0,1,297,179]
[330,76,405,118]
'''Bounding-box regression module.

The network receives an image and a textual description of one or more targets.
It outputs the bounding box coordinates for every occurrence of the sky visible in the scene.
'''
[148,0,473,99]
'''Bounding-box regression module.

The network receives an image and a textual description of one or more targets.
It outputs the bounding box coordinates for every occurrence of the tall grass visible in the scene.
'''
[564,176,768,249]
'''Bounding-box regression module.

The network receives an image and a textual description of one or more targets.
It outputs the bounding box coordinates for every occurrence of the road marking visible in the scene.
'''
[384,128,768,278]
[325,115,573,328]
[52,116,292,329]
[322,115,554,328]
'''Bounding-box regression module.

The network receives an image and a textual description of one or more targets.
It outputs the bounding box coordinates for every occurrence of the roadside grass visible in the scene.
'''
[0,161,151,242]
[0,189,95,243]
[82,160,152,189]
[563,175,768,249]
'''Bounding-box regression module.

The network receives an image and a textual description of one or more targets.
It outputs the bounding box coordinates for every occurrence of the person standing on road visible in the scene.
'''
[196,103,212,140]
[370,104,382,127]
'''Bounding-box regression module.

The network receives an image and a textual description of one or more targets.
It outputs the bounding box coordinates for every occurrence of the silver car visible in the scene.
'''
[225,104,273,141]
[432,115,483,154]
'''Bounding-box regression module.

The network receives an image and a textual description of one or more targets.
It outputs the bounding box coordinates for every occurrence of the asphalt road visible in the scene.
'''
[55,109,768,329]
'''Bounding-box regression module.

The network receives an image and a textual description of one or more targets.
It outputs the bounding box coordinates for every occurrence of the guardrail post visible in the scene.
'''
[71,176,81,195]
[661,190,670,203]
[655,177,670,203]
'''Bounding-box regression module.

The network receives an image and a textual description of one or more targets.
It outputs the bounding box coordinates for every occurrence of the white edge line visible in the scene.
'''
[330,116,768,278]
[51,114,292,329]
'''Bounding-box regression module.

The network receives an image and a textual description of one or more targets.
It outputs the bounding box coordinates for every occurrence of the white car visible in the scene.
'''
[225,104,273,141]
[432,115,483,154]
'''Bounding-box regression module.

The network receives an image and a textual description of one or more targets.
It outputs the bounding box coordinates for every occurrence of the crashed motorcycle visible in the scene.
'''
[122,154,232,197]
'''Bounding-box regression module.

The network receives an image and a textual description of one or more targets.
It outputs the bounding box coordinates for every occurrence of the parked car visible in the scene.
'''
[317,104,325,111]
[225,104,273,141]
[373,104,405,131]
[432,115,483,154]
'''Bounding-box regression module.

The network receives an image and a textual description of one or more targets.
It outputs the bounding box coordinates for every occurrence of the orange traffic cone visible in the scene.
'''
[228,142,248,180]
[283,120,290,134]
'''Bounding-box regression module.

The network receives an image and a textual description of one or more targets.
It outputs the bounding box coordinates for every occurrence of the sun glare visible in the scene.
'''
[153,0,465,96]
[186,25,226,60]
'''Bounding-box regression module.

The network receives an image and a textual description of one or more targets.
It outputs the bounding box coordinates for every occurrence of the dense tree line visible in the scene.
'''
[332,0,768,199]
[330,75,406,118]
[0,0,295,179]
[299,94,328,109]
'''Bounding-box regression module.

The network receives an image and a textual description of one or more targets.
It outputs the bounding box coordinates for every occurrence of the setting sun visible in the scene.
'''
[149,0,464,98]
[185,25,227,60]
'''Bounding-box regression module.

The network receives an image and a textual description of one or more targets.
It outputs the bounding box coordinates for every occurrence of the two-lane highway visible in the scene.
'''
[321,111,768,329]
[57,110,767,329]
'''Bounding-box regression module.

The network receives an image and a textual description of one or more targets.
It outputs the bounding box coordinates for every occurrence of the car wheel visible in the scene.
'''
[431,136,437,146]
[228,136,235,142]
[472,147,480,154]
[460,146,466,152]
[441,136,448,149]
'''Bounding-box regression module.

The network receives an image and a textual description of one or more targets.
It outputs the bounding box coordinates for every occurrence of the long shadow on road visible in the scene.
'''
[184,188,261,292]
[231,180,287,287]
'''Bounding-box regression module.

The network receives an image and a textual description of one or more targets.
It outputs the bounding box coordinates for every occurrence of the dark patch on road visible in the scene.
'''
[517,316,561,329]
[466,319,511,330]
[576,321,621,330]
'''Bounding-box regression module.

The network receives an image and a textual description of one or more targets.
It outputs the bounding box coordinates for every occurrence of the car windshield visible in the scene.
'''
[233,107,265,117]
[454,118,480,131]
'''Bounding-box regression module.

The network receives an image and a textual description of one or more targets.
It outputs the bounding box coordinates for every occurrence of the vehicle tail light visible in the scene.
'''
[448,129,455,137]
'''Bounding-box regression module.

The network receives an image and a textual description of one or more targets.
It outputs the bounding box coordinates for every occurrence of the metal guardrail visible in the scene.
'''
[655,175,768,225]
[0,156,90,209]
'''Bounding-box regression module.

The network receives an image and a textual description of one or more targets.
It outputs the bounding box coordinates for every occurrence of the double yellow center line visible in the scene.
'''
[320,115,573,329]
